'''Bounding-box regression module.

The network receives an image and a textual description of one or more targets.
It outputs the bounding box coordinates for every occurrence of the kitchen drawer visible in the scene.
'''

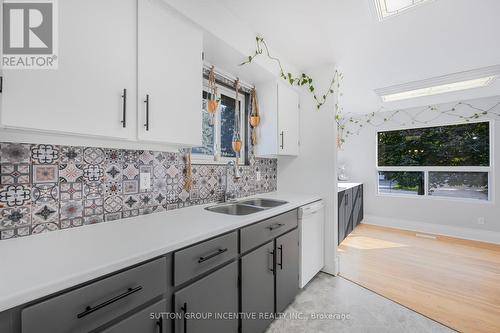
[240,210,298,253]
[102,299,168,333]
[173,231,238,286]
[21,257,168,333]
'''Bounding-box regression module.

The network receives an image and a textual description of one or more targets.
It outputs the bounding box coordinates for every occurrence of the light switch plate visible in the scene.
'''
[256,171,261,181]
[140,172,151,191]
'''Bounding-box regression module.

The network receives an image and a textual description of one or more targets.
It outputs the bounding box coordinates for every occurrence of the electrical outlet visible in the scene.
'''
[256,171,261,181]
[140,172,151,191]
[477,217,485,225]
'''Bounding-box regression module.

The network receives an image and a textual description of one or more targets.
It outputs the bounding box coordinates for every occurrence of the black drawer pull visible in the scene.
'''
[267,223,284,231]
[156,317,163,333]
[198,248,228,263]
[121,88,127,128]
[269,250,275,273]
[76,285,143,319]
[277,245,283,270]
[181,302,188,333]
[144,94,150,131]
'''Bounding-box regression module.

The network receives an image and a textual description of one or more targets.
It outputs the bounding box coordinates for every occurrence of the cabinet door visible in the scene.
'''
[102,299,169,333]
[345,188,354,236]
[174,262,238,333]
[338,191,346,245]
[241,241,275,333]
[276,229,300,313]
[353,185,362,228]
[277,82,300,156]
[138,0,202,146]
[1,0,137,139]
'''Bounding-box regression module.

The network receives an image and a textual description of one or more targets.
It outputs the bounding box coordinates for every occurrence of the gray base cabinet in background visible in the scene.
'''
[241,241,275,333]
[1,209,302,333]
[174,261,239,333]
[338,184,363,245]
[275,229,300,313]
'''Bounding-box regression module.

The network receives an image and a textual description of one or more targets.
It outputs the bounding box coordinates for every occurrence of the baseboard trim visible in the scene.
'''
[363,214,500,245]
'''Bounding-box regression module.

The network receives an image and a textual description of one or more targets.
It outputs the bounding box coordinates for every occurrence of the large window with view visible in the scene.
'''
[377,121,491,201]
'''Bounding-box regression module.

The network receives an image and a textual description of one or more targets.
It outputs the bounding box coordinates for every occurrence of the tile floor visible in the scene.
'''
[266,273,456,333]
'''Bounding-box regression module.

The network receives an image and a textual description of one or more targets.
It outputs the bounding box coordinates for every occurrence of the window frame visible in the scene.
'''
[192,79,247,165]
[375,119,494,203]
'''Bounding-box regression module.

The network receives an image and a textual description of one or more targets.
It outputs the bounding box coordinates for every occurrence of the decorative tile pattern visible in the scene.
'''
[60,182,83,201]
[84,215,104,225]
[122,180,139,194]
[32,203,58,224]
[0,185,31,207]
[1,206,31,230]
[31,144,59,164]
[31,183,59,203]
[104,196,123,213]
[105,182,122,196]
[0,141,277,239]
[0,163,30,184]
[60,200,84,220]
[83,182,104,199]
[1,143,31,163]
[32,222,59,234]
[83,165,104,182]
[83,147,105,164]
[32,165,58,183]
[60,146,83,164]
[105,164,122,182]
[84,198,104,216]
[59,164,84,183]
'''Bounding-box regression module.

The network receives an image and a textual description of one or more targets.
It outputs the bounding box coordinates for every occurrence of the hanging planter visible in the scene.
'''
[232,79,242,165]
[207,65,220,118]
[249,87,261,145]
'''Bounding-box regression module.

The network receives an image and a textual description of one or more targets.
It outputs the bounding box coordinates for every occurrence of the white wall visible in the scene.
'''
[278,64,338,274]
[338,96,500,243]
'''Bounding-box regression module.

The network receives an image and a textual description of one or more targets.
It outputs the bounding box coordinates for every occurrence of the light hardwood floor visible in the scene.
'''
[338,224,500,333]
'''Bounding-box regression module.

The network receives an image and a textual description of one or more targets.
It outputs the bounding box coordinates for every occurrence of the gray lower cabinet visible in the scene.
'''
[21,257,170,333]
[275,229,300,313]
[338,184,363,245]
[174,261,238,333]
[101,299,168,333]
[241,241,275,333]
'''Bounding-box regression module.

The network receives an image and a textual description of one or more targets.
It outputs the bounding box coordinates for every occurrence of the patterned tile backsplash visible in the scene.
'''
[0,142,277,240]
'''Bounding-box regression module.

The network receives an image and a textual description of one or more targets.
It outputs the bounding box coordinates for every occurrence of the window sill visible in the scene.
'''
[375,192,494,205]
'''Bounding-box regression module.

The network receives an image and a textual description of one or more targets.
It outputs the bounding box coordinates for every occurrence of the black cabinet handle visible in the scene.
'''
[345,194,348,206]
[181,302,188,333]
[198,248,228,263]
[144,94,150,131]
[76,286,143,319]
[277,245,283,270]
[156,317,163,333]
[280,131,284,149]
[267,223,284,231]
[121,88,127,128]
[269,250,275,273]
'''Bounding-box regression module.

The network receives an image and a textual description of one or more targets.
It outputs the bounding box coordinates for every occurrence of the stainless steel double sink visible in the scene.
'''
[205,198,288,216]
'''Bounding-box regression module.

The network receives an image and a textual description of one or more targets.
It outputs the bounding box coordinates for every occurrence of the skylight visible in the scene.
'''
[379,76,497,102]
[375,0,433,20]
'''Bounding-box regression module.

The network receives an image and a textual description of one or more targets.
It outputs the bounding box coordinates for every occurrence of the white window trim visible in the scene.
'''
[375,119,494,203]
[192,80,246,165]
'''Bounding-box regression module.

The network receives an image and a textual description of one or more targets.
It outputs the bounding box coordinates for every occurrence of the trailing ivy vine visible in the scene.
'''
[240,36,342,110]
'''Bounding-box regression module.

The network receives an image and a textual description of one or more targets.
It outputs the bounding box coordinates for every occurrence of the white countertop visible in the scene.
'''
[0,191,321,312]
[338,182,362,192]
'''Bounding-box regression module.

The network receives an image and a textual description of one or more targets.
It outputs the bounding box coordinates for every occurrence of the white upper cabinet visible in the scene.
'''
[137,0,203,147]
[255,80,300,156]
[1,0,137,140]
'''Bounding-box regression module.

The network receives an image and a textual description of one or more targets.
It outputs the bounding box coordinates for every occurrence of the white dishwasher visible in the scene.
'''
[298,200,325,288]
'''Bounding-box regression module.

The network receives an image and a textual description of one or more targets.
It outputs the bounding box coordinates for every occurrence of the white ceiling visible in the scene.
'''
[217,0,500,114]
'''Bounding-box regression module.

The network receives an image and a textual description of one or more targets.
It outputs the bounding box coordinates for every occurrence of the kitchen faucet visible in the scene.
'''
[224,160,241,202]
